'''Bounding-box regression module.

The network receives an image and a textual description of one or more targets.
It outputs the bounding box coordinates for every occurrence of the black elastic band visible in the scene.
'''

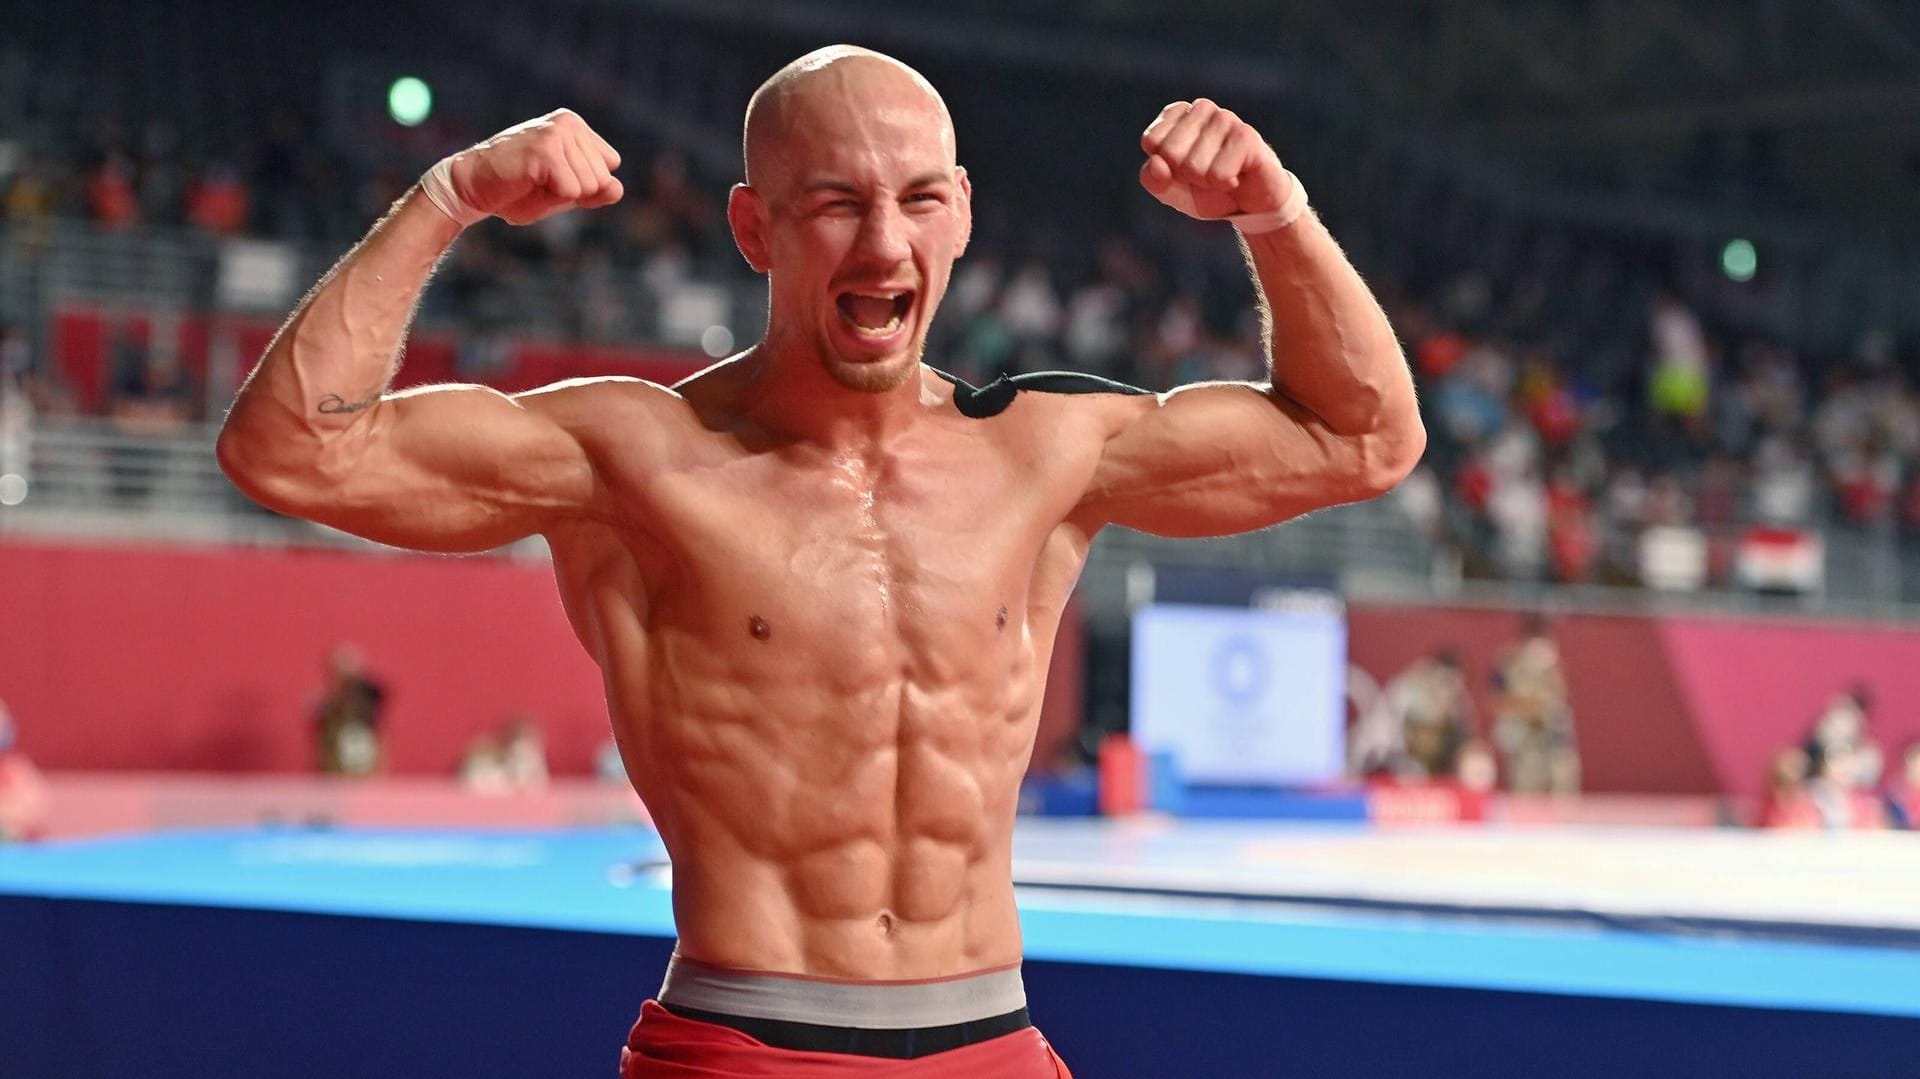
[932,367,1153,419]
[661,1002,1032,1059]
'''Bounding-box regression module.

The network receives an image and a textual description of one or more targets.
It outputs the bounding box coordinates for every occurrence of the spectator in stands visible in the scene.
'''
[86,153,140,231]
[0,325,32,492]
[0,698,49,842]
[499,713,550,791]
[460,715,550,793]
[1647,291,1711,424]
[1451,738,1499,823]
[1758,747,1819,829]
[108,333,195,435]
[2,155,57,232]
[1750,435,1816,526]
[312,643,387,777]
[1491,615,1580,795]
[1884,742,1920,831]
[1390,649,1476,779]
[459,730,512,795]
[1804,740,1888,830]
[0,321,27,387]
[183,161,253,235]
[104,326,198,503]
[1804,684,1884,794]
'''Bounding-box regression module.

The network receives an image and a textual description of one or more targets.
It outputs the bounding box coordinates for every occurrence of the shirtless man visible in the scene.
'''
[217,45,1423,1079]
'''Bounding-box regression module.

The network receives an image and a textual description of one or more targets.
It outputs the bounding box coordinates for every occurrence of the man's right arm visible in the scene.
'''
[217,110,624,553]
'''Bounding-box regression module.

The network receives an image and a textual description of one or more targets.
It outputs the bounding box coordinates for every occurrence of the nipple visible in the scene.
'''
[749,615,772,640]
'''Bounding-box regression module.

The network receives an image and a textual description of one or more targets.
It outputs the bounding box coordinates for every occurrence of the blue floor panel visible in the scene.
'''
[3,826,1917,1078]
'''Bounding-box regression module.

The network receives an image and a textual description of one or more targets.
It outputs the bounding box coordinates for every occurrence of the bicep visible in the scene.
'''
[1073,381,1389,538]
[245,383,599,553]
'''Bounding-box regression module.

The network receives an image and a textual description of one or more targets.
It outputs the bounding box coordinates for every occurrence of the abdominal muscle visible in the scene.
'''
[630,698,1033,981]
[599,607,1044,982]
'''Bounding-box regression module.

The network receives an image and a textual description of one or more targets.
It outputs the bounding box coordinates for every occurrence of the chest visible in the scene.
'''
[628,434,1073,664]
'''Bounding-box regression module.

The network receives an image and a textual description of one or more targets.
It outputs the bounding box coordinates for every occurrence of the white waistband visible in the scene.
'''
[658,954,1027,1030]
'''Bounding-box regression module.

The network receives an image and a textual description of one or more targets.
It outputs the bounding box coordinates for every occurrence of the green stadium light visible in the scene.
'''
[1721,238,1757,283]
[388,77,433,127]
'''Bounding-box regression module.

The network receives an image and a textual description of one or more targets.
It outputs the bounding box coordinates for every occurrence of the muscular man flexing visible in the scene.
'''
[218,45,1423,1079]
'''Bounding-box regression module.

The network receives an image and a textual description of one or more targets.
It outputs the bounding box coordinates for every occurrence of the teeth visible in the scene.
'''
[844,312,902,337]
[839,289,910,336]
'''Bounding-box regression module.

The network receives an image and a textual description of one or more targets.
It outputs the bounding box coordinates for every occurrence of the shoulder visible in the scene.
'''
[513,375,686,418]
[513,376,703,444]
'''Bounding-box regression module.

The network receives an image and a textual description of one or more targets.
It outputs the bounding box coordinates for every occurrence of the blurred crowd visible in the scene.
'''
[7,91,1920,598]
[1346,626,1920,831]
[1760,686,1920,831]
[1347,616,1580,801]
[307,641,628,797]
[2,108,724,259]
[0,697,49,842]
[0,108,736,345]
[1398,289,1920,587]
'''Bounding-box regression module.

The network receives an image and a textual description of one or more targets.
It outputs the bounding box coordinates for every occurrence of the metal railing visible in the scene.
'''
[0,415,1438,585]
[10,415,1920,624]
[0,417,416,551]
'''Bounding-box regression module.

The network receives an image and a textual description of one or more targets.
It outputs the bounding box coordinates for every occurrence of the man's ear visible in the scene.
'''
[953,166,973,260]
[728,184,771,273]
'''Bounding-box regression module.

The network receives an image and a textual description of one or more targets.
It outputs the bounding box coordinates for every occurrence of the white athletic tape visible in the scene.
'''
[1152,167,1309,235]
[418,156,488,228]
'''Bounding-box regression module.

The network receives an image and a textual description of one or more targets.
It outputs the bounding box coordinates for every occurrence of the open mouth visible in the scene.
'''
[835,289,915,338]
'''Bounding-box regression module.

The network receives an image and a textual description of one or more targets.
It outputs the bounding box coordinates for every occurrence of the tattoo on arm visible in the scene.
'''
[316,392,380,415]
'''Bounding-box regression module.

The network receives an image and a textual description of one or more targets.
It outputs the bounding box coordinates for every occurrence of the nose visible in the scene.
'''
[852,199,913,266]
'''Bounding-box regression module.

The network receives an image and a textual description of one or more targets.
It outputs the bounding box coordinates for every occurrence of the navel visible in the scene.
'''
[748,615,772,641]
[995,605,1009,632]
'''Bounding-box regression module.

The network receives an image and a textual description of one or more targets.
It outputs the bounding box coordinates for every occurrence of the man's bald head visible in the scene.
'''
[742,45,954,191]
[728,46,972,394]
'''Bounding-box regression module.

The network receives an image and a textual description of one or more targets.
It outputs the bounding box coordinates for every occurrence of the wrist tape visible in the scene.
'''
[1227,168,1310,235]
[418,156,487,228]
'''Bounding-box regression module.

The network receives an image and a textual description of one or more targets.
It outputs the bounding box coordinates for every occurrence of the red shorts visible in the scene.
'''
[620,1000,1074,1078]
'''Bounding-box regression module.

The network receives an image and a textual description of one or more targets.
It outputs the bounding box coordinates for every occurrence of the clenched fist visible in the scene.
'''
[1139,99,1296,226]
[428,109,624,227]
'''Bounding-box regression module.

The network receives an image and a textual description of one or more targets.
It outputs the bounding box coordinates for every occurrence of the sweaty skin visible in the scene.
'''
[544,365,1108,976]
[218,47,1425,981]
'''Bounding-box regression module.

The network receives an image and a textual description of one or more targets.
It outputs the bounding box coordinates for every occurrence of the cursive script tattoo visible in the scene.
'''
[316,392,380,415]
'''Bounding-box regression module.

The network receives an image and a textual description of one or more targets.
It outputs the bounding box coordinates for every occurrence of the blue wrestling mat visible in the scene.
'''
[3,825,1917,1077]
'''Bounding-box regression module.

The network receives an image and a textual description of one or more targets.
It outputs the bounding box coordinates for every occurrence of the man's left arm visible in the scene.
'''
[1072,100,1425,538]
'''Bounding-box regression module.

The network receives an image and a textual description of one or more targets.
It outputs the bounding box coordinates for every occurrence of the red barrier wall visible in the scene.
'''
[2,539,607,774]
[1659,616,1920,803]
[1348,603,1920,799]
[0,539,1084,778]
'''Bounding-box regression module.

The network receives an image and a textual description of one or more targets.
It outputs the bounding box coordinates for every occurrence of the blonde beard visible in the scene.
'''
[821,338,925,394]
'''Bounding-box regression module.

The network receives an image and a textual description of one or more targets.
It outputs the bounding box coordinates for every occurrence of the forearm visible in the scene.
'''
[1242,213,1414,438]
[220,188,462,467]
